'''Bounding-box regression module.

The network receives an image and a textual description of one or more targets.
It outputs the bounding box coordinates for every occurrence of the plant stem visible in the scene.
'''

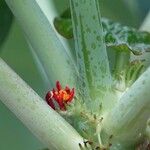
[102,66,150,145]
[70,0,112,111]
[0,58,83,150]
[140,11,150,32]
[5,0,77,88]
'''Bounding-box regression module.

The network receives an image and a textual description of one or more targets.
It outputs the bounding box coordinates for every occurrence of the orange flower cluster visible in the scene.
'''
[45,81,74,111]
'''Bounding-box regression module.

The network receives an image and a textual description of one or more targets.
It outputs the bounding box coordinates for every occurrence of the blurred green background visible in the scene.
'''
[0,0,149,150]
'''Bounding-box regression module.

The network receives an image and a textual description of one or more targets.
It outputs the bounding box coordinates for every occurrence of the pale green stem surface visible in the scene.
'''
[102,67,150,145]
[140,11,150,32]
[70,0,112,111]
[0,58,83,150]
[5,0,77,88]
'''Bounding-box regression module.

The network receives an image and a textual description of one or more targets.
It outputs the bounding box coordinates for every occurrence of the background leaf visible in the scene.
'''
[0,0,13,47]
[54,11,150,56]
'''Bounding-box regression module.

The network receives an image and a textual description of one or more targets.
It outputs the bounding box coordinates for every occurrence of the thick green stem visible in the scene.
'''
[140,11,150,32]
[102,67,150,145]
[0,58,83,150]
[70,0,112,111]
[5,0,77,88]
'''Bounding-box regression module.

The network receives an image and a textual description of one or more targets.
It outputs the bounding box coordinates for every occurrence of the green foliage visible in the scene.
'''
[0,0,13,47]
[54,9,149,91]
[54,9,150,56]
[1,0,150,150]
[102,18,150,55]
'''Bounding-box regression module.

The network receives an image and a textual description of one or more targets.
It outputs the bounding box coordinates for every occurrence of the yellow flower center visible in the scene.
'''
[55,90,70,101]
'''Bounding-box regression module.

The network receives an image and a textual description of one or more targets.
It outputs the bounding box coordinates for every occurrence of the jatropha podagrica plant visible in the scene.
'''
[43,0,150,149]
[0,0,150,150]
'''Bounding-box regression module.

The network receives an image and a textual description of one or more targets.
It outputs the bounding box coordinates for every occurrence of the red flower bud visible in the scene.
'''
[45,81,75,111]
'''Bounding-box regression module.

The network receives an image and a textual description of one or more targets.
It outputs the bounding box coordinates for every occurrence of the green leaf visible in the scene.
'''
[54,9,150,56]
[0,0,13,47]
[54,18,73,39]
[102,18,150,55]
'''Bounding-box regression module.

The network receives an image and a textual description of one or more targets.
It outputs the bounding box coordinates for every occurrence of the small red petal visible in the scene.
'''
[45,91,55,110]
[57,99,66,110]
[53,92,59,102]
[52,88,55,93]
[48,99,55,110]
[56,81,61,91]
[65,86,71,93]
[67,88,75,102]
[45,91,51,102]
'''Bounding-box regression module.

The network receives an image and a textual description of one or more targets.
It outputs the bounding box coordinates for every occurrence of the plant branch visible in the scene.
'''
[5,0,78,88]
[140,11,150,32]
[70,0,112,111]
[0,58,83,150]
[102,66,150,145]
